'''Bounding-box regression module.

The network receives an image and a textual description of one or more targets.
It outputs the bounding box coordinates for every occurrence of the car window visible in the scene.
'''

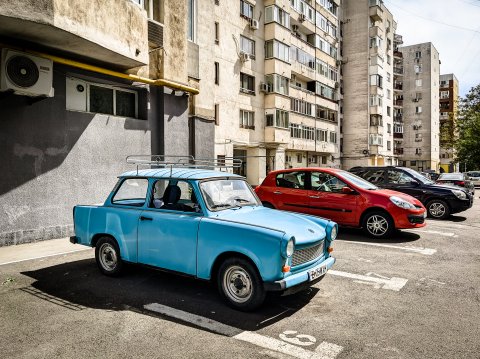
[438,173,462,181]
[200,179,260,211]
[112,178,149,207]
[387,170,416,185]
[361,169,385,184]
[312,172,347,193]
[276,172,305,189]
[150,179,199,212]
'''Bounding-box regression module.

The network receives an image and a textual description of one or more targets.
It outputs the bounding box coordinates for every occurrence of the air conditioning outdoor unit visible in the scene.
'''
[239,51,250,62]
[336,60,342,66]
[250,18,259,30]
[292,25,299,32]
[259,82,270,93]
[291,74,297,81]
[299,14,306,22]
[1,49,54,97]
[334,82,340,88]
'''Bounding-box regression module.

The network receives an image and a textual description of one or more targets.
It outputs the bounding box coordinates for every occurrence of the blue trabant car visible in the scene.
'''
[71,167,337,311]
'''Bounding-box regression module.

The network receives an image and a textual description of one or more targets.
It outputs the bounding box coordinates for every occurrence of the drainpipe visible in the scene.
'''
[2,44,199,95]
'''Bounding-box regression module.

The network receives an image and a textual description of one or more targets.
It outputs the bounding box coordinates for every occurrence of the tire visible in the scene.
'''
[426,199,450,219]
[262,202,275,209]
[217,257,266,311]
[362,211,394,239]
[95,237,123,276]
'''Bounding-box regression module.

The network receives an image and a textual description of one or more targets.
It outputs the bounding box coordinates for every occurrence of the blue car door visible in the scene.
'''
[137,179,202,275]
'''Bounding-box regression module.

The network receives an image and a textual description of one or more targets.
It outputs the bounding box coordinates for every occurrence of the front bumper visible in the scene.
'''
[447,196,473,214]
[70,236,78,244]
[264,256,335,295]
[394,209,427,229]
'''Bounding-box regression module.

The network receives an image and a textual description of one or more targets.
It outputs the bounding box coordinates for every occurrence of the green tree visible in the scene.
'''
[454,85,480,171]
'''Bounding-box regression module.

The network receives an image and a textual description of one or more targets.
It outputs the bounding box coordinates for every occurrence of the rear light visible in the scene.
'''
[455,181,465,186]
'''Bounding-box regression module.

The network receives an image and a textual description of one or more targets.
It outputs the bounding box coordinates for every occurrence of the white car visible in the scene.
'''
[465,171,480,188]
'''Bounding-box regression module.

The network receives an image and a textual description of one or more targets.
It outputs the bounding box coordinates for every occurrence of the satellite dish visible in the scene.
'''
[362,149,369,155]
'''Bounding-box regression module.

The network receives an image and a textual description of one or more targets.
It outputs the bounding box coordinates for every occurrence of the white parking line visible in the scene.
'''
[414,229,457,237]
[328,270,408,291]
[344,240,437,255]
[144,303,343,359]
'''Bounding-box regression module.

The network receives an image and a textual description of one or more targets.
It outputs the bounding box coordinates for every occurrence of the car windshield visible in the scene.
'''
[339,170,378,190]
[199,179,260,211]
[403,168,434,184]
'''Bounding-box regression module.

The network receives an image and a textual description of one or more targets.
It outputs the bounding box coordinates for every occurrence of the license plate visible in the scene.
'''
[309,265,327,281]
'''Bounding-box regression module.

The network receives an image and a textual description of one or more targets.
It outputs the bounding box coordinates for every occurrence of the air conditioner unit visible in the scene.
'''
[334,82,340,88]
[299,14,306,22]
[1,49,54,97]
[259,82,270,93]
[292,25,299,32]
[291,74,297,81]
[250,18,259,30]
[239,51,250,62]
[413,125,422,130]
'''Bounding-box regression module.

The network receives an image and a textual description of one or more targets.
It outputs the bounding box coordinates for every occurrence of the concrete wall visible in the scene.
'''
[0,64,152,246]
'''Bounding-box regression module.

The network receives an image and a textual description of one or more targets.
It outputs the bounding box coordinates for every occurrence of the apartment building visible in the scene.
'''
[206,0,341,185]
[0,0,205,245]
[341,0,397,170]
[439,73,459,173]
[398,42,440,172]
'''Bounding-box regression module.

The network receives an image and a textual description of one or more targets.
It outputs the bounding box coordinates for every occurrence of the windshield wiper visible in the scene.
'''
[233,198,251,203]
[211,203,231,209]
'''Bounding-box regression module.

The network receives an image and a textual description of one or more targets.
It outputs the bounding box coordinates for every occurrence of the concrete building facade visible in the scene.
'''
[341,0,397,170]
[0,0,210,246]
[209,0,341,185]
[439,73,459,173]
[398,42,440,172]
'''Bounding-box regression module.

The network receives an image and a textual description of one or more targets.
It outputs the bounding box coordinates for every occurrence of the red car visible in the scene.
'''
[255,168,426,238]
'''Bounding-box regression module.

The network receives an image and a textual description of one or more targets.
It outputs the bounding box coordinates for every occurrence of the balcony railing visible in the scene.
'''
[393,67,404,75]
[394,148,404,155]
[394,100,403,106]
[393,51,403,58]
[393,133,403,139]
[394,83,403,90]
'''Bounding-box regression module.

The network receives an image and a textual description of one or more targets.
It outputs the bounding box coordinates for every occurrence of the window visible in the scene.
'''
[329,132,337,143]
[416,106,422,114]
[291,46,315,69]
[440,90,449,99]
[112,178,149,207]
[240,0,253,19]
[387,123,391,133]
[214,104,219,126]
[388,170,415,185]
[264,74,289,95]
[370,74,383,88]
[360,169,385,184]
[370,95,383,107]
[144,0,162,22]
[311,172,347,193]
[240,110,255,129]
[215,22,219,44]
[150,180,199,212]
[265,5,290,28]
[266,109,289,128]
[240,35,255,58]
[297,154,302,163]
[415,51,422,59]
[387,140,391,150]
[387,106,391,116]
[414,65,422,74]
[387,72,391,82]
[188,0,196,41]
[67,78,139,118]
[291,98,314,117]
[276,171,305,189]
[265,40,290,62]
[415,79,422,87]
[369,36,382,48]
[387,54,391,65]
[214,62,219,85]
[240,73,255,94]
[387,89,391,99]
[316,129,328,142]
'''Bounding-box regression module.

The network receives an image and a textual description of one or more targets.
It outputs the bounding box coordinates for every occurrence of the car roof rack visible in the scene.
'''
[126,155,242,175]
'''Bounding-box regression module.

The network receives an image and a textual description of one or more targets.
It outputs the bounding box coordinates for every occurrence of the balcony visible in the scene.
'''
[265,127,290,144]
[394,99,403,107]
[394,34,403,45]
[394,115,403,122]
[393,133,404,139]
[393,51,403,59]
[369,26,384,39]
[369,2,384,22]
[0,0,148,69]
[393,67,404,75]
[394,83,403,90]
[394,148,404,155]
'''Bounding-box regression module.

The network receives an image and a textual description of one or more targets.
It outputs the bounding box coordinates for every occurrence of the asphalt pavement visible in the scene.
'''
[1,199,479,359]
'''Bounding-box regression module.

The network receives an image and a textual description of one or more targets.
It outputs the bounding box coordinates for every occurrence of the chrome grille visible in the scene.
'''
[292,241,324,267]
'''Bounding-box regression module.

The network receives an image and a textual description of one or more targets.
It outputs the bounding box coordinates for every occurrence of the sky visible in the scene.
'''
[383,0,480,97]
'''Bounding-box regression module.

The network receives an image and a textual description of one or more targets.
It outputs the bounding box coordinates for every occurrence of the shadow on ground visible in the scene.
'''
[22,259,320,333]
[337,227,421,244]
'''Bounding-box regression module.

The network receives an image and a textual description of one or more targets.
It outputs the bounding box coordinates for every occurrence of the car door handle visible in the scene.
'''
[309,195,320,199]
[140,216,153,221]
[274,191,282,194]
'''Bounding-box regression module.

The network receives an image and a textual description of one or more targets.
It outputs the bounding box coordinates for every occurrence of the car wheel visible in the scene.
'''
[217,257,265,311]
[426,199,450,219]
[362,211,394,238]
[95,237,123,276]
[262,202,275,209]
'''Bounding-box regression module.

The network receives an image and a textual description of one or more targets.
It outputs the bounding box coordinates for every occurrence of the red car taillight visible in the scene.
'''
[454,181,465,186]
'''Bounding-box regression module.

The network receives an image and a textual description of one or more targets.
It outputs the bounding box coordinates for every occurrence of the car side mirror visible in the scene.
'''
[341,186,355,194]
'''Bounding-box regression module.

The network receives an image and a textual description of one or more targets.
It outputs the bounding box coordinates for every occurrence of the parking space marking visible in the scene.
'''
[0,248,92,266]
[343,240,437,255]
[144,303,343,359]
[329,270,408,291]
[414,229,457,238]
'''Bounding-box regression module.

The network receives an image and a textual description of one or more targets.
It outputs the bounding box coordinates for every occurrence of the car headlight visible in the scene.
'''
[286,237,295,257]
[390,196,416,209]
[330,225,338,241]
[451,189,467,199]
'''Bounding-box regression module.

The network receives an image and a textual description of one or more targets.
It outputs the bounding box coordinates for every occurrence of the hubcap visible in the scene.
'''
[99,243,117,271]
[429,202,446,218]
[223,265,253,303]
[366,215,388,236]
